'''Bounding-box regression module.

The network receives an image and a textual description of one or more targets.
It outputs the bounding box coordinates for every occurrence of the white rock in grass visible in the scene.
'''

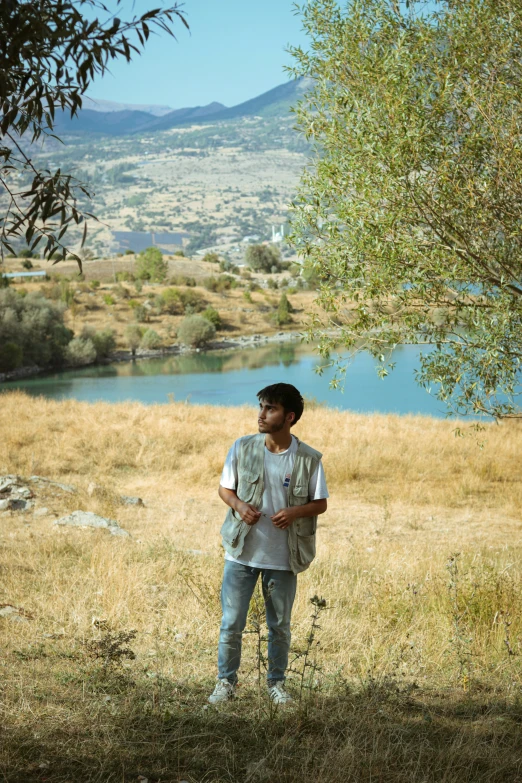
[54,511,130,537]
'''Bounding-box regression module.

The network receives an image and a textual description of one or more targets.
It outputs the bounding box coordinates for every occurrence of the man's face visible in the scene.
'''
[258,399,293,433]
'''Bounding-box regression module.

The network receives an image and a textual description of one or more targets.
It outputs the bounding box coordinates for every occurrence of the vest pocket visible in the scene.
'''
[296,532,316,566]
[291,484,308,506]
[220,515,244,548]
[237,471,259,503]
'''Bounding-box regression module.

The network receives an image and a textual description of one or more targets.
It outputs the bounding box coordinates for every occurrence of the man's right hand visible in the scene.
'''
[236,502,261,525]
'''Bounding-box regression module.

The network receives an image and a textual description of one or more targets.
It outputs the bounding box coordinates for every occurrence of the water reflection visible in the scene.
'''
[1,341,449,417]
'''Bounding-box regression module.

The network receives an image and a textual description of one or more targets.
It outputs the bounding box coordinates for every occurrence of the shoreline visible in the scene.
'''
[0,330,305,384]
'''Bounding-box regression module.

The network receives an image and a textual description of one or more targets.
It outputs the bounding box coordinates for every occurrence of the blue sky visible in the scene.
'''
[87,1,311,110]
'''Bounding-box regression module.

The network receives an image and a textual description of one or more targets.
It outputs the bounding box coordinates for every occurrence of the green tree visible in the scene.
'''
[178,315,216,348]
[0,289,73,368]
[140,328,162,350]
[0,2,187,266]
[124,323,142,357]
[289,0,522,418]
[245,244,283,273]
[135,247,168,282]
[272,293,293,327]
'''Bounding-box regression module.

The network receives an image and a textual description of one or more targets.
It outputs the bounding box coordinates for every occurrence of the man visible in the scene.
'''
[209,383,328,705]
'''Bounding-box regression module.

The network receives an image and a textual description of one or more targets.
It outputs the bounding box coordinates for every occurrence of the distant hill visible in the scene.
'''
[83,97,174,116]
[54,78,310,137]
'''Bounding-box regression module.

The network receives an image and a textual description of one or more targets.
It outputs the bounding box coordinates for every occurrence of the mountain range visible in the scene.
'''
[54,78,310,136]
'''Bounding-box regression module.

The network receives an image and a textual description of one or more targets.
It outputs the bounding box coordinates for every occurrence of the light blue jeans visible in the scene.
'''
[217,559,297,685]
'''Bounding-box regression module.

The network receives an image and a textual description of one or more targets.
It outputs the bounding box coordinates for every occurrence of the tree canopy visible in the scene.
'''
[288,0,522,418]
[0,0,187,267]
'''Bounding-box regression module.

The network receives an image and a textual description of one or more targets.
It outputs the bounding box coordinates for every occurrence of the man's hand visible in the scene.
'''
[271,507,297,530]
[219,486,261,525]
[237,502,261,525]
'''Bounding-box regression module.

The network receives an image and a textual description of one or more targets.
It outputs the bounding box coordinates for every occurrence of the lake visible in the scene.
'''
[0,341,455,417]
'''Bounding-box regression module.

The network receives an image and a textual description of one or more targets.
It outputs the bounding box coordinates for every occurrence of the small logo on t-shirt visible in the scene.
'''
[283,473,291,488]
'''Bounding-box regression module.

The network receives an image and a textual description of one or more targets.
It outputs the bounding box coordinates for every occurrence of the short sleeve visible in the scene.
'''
[220,439,240,490]
[308,460,329,500]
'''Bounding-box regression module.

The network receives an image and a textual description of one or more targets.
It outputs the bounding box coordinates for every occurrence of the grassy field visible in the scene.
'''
[1,393,522,782]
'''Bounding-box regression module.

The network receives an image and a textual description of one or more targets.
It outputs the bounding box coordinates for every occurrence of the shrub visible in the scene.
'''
[169,274,196,287]
[140,328,162,350]
[65,337,97,366]
[59,281,75,307]
[128,299,140,310]
[22,259,34,269]
[267,277,278,289]
[135,247,168,282]
[134,279,143,294]
[177,315,216,348]
[245,244,283,273]
[116,271,134,282]
[202,307,222,329]
[173,249,185,257]
[243,290,253,303]
[103,294,115,306]
[115,284,129,299]
[19,249,33,259]
[179,288,205,314]
[134,305,149,323]
[203,251,220,264]
[124,249,135,255]
[90,279,100,289]
[160,287,182,314]
[271,292,293,326]
[0,342,23,372]
[91,328,116,358]
[124,323,142,356]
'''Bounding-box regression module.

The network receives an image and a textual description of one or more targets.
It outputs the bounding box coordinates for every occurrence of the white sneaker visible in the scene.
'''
[267,681,293,705]
[208,679,236,704]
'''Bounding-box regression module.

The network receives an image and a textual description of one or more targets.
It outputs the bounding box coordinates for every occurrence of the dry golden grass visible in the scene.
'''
[1,393,522,782]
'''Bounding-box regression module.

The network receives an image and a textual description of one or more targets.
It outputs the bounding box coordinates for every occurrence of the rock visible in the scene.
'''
[54,511,130,537]
[0,604,31,622]
[0,497,30,511]
[34,507,49,517]
[120,495,144,507]
[0,475,34,502]
[30,476,76,493]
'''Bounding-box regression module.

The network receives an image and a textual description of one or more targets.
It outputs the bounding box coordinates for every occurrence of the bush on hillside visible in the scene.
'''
[179,288,206,314]
[271,293,293,327]
[0,289,73,369]
[140,328,162,350]
[169,274,196,287]
[202,307,222,329]
[203,251,220,264]
[177,315,216,348]
[82,327,116,359]
[124,324,142,356]
[161,288,182,314]
[135,247,168,282]
[134,305,149,323]
[245,244,283,273]
[65,337,97,366]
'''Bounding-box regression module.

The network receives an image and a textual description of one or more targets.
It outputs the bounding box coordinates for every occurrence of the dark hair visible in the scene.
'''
[256,383,304,425]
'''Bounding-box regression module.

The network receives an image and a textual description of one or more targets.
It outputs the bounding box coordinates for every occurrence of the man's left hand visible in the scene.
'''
[271,507,297,530]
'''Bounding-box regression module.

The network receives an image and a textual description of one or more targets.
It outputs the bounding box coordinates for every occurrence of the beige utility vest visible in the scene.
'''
[220,433,322,575]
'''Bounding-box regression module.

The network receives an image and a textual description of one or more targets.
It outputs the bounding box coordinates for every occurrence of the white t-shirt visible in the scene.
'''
[220,435,329,570]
